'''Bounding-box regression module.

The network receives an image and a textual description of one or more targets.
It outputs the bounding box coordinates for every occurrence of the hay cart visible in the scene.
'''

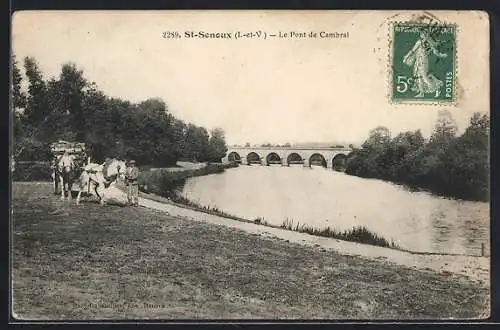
[50,140,90,194]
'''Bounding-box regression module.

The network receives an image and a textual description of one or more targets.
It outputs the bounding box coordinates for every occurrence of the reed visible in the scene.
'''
[280,218,398,248]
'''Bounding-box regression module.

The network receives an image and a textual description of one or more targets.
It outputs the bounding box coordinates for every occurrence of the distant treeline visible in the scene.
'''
[12,55,228,166]
[345,110,489,202]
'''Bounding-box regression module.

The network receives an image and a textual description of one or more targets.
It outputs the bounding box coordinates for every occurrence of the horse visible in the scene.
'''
[73,158,127,205]
[52,153,80,201]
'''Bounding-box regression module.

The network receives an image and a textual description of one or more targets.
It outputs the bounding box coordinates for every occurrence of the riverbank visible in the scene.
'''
[138,161,238,197]
[138,163,401,249]
[175,164,490,257]
[106,179,489,284]
[134,188,490,284]
[12,182,490,319]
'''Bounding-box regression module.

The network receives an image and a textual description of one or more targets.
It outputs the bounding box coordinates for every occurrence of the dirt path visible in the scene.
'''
[12,182,490,320]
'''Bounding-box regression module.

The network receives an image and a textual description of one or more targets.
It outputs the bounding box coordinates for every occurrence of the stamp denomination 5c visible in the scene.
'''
[391,22,456,103]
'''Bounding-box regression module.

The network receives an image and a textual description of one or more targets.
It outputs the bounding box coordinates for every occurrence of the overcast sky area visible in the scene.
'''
[12,11,489,146]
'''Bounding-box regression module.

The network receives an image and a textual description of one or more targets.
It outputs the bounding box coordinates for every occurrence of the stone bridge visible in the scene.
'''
[222,146,354,169]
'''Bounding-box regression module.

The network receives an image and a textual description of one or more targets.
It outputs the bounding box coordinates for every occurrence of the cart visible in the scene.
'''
[50,140,90,194]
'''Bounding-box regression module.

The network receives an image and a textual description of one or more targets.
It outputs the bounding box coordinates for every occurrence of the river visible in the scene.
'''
[181,165,490,256]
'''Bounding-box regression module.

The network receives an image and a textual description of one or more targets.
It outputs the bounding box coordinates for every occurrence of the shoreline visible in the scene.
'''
[137,164,489,257]
[114,184,490,285]
[143,189,485,258]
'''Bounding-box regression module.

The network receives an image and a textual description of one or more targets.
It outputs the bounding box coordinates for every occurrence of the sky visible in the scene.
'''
[12,11,490,145]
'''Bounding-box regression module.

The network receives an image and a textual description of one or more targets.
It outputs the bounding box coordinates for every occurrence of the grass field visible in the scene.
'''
[11,182,489,320]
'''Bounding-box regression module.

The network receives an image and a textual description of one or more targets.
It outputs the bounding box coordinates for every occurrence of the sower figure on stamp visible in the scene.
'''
[402,29,448,98]
[125,160,139,206]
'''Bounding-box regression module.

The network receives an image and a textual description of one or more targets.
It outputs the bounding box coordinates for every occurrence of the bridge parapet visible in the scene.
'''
[223,146,353,170]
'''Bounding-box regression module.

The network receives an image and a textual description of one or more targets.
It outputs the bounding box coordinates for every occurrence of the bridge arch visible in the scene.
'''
[332,153,347,171]
[287,152,304,165]
[266,152,281,165]
[246,152,262,164]
[227,152,241,163]
[309,153,327,167]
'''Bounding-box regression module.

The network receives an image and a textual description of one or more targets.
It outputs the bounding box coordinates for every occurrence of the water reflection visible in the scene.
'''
[182,166,489,256]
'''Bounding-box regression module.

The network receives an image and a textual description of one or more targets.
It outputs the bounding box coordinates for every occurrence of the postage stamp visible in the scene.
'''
[391,22,457,103]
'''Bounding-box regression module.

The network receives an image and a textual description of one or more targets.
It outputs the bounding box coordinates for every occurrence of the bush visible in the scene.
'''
[12,161,52,182]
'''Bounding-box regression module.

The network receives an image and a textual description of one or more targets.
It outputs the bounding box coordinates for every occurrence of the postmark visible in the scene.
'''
[390,22,457,103]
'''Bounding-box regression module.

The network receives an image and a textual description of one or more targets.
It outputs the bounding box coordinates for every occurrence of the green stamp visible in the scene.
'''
[391,23,456,103]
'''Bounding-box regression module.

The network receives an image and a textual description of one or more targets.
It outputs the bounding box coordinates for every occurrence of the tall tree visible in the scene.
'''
[59,63,88,140]
[460,112,489,150]
[172,118,188,161]
[389,130,426,181]
[12,54,26,112]
[207,128,228,162]
[43,78,74,141]
[429,109,457,148]
[13,57,51,160]
[80,82,109,161]
[446,112,490,200]
[184,124,210,162]
[362,126,391,150]
[12,54,27,158]
[23,57,48,127]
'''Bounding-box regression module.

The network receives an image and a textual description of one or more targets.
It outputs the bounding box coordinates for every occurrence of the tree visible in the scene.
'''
[44,78,75,142]
[362,126,391,150]
[184,124,210,162]
[429,109,457,148]
[12,54,26,112]
[244,142,251,147]
[460,112,489,150]
[132,98,169,164]
[446,112,490,200]
[171,118,188,162]
[207,128,228,162]
[389,130,426,181]
[415,110,459,193]
[12,54,27,159]
[345,112,489,201]
[57,63,88,140]
[14,57,50,160]
[80,83,109,161]
[23,57,48,127]
[137,98,168,114]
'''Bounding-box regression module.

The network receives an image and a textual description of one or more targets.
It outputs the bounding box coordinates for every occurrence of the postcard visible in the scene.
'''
[11,10,490,320]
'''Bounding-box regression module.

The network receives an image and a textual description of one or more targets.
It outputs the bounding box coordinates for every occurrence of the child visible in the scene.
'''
[125,160,139,206]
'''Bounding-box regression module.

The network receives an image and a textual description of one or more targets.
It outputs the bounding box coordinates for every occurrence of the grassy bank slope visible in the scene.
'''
[12,182,488,320]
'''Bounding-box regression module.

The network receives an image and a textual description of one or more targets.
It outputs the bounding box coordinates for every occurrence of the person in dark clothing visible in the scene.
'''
[125,160,139,206]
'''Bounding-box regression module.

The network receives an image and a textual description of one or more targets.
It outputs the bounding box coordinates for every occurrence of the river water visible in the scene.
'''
[181,165,490,256]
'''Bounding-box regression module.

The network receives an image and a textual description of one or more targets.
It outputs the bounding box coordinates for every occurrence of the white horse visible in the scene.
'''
[74,159,127,205]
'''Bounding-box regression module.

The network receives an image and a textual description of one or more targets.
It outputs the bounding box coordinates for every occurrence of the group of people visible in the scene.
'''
[102,157,140,207]
[55,151,141,207]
